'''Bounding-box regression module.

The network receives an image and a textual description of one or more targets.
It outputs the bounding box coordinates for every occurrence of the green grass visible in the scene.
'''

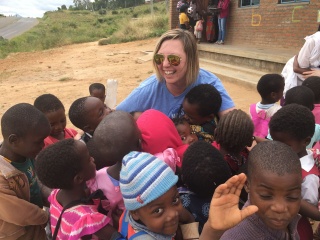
[0,1,168,59]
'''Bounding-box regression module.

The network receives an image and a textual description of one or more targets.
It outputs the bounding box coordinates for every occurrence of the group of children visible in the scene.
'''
[2,75,320,240]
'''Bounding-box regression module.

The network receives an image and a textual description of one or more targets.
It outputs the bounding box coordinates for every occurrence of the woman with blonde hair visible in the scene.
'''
[117,29,234,119]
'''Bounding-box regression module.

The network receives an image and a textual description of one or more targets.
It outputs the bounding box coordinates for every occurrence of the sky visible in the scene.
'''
[0,0,75,18]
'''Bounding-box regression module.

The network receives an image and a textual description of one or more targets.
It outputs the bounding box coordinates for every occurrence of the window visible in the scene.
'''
[240,0,260,7]
[280,0,309,2]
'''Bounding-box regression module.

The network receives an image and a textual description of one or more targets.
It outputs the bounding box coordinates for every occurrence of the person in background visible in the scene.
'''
[302,76,320,124]
[194,16,204,44]
[89,83,106,103]
[216,0,230,45]
[179,4,190,30]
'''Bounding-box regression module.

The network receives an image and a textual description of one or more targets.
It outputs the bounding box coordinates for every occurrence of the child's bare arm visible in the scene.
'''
[299,199,320,220]
[199,174,258,240]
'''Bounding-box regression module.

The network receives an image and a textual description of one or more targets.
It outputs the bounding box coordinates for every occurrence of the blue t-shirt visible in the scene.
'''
[116,68,235,119]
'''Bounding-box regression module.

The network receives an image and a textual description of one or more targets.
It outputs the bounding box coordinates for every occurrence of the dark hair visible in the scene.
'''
[89,83,105,94]
[1,103,49,138]
[182,141,231,198]
[184,84,222,117]
[35,139,83,189]
[34,94,64,113]
[302,76,320,103]
[269,103,315,141]
[69,97,88,130]
[257,74,284,99]
[92,111,140,167]
[285,86,315,111]
[247,141,301,180]
[172,116,189,126]
[215,109,254,154]
[180,4,188,12]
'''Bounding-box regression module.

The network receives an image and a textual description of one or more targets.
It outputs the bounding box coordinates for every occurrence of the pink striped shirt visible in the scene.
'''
[48,189,111,240]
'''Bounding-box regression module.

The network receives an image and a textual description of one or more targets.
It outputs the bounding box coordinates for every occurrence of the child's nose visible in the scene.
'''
[166,208,178,221]
[270,200,288,214]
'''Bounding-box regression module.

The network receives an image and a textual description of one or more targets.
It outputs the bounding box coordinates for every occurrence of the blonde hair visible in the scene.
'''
[153,29,199,86]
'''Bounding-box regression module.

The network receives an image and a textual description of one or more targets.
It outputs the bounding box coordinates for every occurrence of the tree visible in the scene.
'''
[61,4,67,10]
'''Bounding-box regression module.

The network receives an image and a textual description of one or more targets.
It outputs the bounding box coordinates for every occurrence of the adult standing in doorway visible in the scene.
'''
[216,0,230,45]
[116,29,235,119]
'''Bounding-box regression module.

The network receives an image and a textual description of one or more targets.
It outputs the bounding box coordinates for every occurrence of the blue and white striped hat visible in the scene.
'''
[120,151,178,211]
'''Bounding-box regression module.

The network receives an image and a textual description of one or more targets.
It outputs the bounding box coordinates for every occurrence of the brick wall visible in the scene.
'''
[170,0,320,50]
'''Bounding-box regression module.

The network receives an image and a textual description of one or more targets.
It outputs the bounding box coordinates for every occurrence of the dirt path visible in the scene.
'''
[0,38,259,136]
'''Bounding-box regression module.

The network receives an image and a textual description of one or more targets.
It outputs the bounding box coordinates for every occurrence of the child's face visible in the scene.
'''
[182,99,213,125]
[14,123,50,159]
[176,122,198,144]
[76,140,96,181]
[270,131,309,158]
[131,186,182,236]
[247,170,301,231]
[84,97,111,133]
[90,89,106,103]
[45,108,67,138]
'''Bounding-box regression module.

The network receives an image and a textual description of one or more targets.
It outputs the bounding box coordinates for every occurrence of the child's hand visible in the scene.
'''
[207,173,258,231]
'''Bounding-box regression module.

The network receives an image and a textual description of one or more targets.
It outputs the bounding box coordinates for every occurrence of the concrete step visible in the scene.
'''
[199,58,268,89]
[197,43,294,73]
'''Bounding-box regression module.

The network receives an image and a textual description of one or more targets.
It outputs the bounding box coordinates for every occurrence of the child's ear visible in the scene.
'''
[130,210,140,221]
[8,134,19,145]
[73,173,85,185]
[304,136,312,148]
[244,180,250,193]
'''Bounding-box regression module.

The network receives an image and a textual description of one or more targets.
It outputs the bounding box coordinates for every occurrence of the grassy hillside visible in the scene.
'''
[0,1,168,59]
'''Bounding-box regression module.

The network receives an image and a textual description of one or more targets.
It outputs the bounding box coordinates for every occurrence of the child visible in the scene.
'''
[87,111,142,223]
[220,141,302,239]
[137,109,189,168]
[179,4,190,30]
[89,82,106,103]
[180,141,231,233]
[34,93,78,148]
[214,109,254,175]
[35,139,120,239]
[182,84,222,143]
[284,85,315,111]
[0,103,50,239]
[269,104,318,240]
[69,96,112,144]
[250,74,284,138]
[302,76,320,124]
[172,117,198,144]
[119,151,196,239]
[194,16,204,44]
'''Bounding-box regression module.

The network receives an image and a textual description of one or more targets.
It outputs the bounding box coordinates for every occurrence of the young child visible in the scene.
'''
[137,109,189,168]
[179,4,190,30]
[69,96,112,144]
[86,111,141,221]
[220,141,302,239]
[119,151,196,239]
[35,138,120,239]
[180,141,231,233]
[172,117,198,144]
[302,76,320,124]
[0,103,50,239]
[34,93,78,148]
[89,82,106,103]
[214,109,254,175]
[182,84,222,143]
[269,104,318,240]
[194,16,204,44]
[284,85,315,111]
[250,73,284,138]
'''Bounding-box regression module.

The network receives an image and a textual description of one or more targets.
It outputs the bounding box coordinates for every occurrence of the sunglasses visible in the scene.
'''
[154,54,182,66]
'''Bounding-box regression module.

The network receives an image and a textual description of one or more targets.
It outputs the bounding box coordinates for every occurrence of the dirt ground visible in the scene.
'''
[0,38,259,137]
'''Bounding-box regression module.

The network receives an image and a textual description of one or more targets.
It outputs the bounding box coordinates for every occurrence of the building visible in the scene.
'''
[170,0,320,49]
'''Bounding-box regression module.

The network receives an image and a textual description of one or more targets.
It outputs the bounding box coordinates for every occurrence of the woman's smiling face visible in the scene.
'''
[156,39,188,89]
